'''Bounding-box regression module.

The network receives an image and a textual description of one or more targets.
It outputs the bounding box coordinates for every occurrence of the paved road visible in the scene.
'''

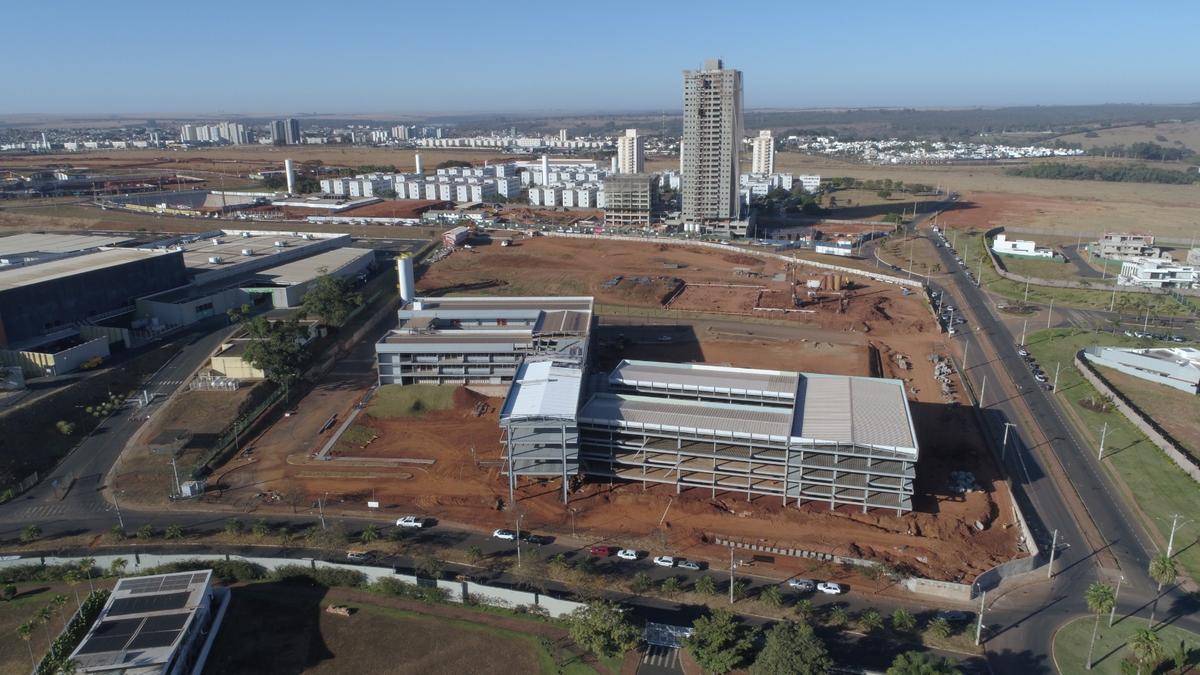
[926,226,1200,672]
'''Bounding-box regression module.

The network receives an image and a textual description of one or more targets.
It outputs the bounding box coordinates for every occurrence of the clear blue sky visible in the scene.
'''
[5,0,1197,115]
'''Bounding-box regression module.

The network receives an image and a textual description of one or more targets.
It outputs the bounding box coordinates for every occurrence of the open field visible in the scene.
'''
[195,234,1022,583]
[1053,120,1200,152]
[203,582,605,675]
[1051,615,1199,675]
[874,232,946,277]
[1025,328,1200,584]
[1095,365,1200,460]
[0,579,118,675]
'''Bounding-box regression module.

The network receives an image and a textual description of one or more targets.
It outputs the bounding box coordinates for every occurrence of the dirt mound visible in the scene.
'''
[452,386,490,410]
[722,253,764,266]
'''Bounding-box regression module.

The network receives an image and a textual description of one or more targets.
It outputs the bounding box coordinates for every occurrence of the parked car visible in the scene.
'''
[652,556,676,568]
[817,582,844,595]
[617,549,643,561]
[589,545,617,557]
[787,578,816,592]
[1034,372,1047,382]
[492,529,517,541]
[676,560,702,571]
[346,550,371,562]
[524,534,553,545]
[1017,347,1029,356]
[395,516,426,528]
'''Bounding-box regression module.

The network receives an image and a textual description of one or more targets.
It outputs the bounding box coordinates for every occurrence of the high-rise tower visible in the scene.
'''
[680,59,743,223]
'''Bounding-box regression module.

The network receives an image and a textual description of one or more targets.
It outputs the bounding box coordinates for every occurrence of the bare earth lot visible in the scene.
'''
[1095,365,1200,459]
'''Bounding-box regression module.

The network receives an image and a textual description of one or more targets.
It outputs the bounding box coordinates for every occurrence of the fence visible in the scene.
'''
[544,232,925,289]
[1075,351,1200,482]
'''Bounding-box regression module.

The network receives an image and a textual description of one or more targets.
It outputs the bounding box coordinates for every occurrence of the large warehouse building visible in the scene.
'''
[375,296,593,386]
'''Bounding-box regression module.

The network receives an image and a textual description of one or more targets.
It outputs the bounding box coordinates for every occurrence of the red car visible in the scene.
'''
[589,545,617,557]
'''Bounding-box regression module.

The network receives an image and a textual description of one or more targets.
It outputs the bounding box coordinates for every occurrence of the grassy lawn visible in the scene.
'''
[1052,615,1199,674]
[994,252,1085,282]
[1095,365,1200,459]
[875,233,946,276]
[0,580,117,675]
[1024,328,1200,583]
[950,230,1194,316]
[367,384,458,418]
[334,424,378,452]
[202,582,604,675]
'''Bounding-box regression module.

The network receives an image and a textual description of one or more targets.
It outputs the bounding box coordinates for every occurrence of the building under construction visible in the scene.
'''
[503,359,919,514]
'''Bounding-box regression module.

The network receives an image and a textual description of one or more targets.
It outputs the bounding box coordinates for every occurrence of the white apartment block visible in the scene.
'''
[797,174,821,193]
[529,186,563,206]
[1118,258,1197,289]
[616,129,644,174]
[992,234,1056,258]
[740,173,794,200]
[657,171,682,191]
[751,130,775,175]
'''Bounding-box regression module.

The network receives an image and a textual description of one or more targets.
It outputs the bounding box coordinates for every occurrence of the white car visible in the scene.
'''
[617,549,642,561]
[395,516,426,528]
[492,529,517,540]
[652,556,676,568]
[817,582,844,595]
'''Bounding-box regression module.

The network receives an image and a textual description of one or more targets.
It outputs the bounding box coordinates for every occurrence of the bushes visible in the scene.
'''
[269,564,366,589]
[369,577,449,603]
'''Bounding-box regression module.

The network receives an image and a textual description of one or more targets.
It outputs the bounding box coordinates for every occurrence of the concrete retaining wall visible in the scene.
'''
[545,232,924,289]
[1076,352,1200,483]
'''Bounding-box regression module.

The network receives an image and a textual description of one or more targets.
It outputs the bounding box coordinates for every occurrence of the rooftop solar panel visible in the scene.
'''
[92,618,141,638]
[108,592,190,616]
[76,635,132,655]
[142,613,189,632]
[129,630,181,650]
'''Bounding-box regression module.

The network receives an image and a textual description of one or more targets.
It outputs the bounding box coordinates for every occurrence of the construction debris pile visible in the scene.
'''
[948,470,981,495]
[931,353,957,402]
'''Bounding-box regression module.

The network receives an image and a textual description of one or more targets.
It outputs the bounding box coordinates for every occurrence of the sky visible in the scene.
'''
[5,0,1198,115]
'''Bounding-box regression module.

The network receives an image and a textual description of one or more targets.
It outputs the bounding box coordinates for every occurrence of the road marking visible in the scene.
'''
[641,645,679,669]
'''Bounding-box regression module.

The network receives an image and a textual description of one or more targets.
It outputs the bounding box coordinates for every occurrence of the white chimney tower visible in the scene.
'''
[610,156,618,173]
[284,158,296,194]
[414,153,424,175]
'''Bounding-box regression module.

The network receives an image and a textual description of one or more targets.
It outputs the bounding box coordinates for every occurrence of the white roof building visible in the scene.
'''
[1084,346,1200,394]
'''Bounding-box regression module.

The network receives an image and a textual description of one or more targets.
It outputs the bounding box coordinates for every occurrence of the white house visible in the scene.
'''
[1118,257,1197,289]
[991,234,1056,258]
[1084,346,1200,394]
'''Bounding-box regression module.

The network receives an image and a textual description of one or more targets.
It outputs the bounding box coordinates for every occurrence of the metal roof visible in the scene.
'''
[0,248,176,291]
[534,309,591,335]
[610,360,798,399]
[250,247,373,286]
[0,232,133,258]
[407,296,594,312]
[500,360,583,422]
[793,374,916,453]
[579,393,796,442]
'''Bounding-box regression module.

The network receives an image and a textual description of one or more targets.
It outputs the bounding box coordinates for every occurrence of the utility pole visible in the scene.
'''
[1024,277,1031,303]
[1166,514,1182,558]
[169,455,181,497]
[112,490,125,531]
[1109,575,1124,627]
[1099,422,1108,460]
[1143,307,1151,335]
[729,544,736,604]
[1002,422,1016,461]
[1052,362,1061,393]
[979,375,987,408]
[975,590,987,646]
[1046,299,1054,329]
[516,513,525,568]
[962,340,970,371]
[1047,529,1059,579]
[319,492,328,530]
[1021,319,1028,346]
[976,255,983,287]
[1109,282,1118,313]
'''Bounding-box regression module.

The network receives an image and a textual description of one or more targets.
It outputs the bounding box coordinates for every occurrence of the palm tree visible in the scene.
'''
[109,558,128,577]
[51,594,69,630]
[78,558,96,592]
[37,605,54,646]
[1130,627,1163,675]
[886,650,960,675]
[1085,581,1116,670]
[16,622,35,668]
[164,524,184,540]
[62,569,81,609]
[360,524,380,544]
[1147,554,1178,626]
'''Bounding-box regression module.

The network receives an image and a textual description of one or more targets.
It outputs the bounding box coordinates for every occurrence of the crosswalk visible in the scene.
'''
[640,645,680,673]
[8,499,111,521]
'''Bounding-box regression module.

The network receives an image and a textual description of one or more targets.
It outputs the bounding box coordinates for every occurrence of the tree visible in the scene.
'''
[2,584,15,601]
[685,608,756,675]
[751,620,831,675]
[436,160,472,170]
[16,621,34,668]
[877,190,893,200]
[224,519,245,536]
[252,519,271,538]
[78,558,95,591]
[1130,627,1163,675]
[758,584,784,608]
[660,576,682,597]
[694,575,717,596]
[63,569,82,608]
[110,525,126,540]
[360,524,380,544]
[465,546,484,565]
[1085,581,1116,670]
[55,420,76,436]
[240,316,310,393]
[729,578,749,602]
[164,524,184,540]
[892,608,916,633]
[51,594,68,629]
[567,600,641,658]
[859,608,884,633]
[136,524,155,539]
[887,651,961,675]
[37,605,53,645]
[226,303,251,324]
[927,616,952,639]
[1147,554,1178,625]
[416,552,443,579]
[110,558,128,576]
[794,599,815,623]
[301,272,363,328]
[827,605,849,628]
[377,187,398,199]
[18,525,40,543]
[630,572,653,594]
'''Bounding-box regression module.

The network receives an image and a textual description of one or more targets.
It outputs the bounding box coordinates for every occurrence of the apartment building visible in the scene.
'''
[680,59,744,224]
[1118,257,1197,288]
[616,129,644,174]
[751,130,775,175]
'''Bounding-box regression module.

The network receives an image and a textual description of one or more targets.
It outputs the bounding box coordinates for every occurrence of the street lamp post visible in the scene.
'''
[1047,529,1059,579]
[1046,299,1054,329]
[979,375,988,408]
[516,513,525,568]
[729,544,736,604]
[1098,422,1108,461]
[975,590,987,646]
[1109,575,1124,627]
[1020,319,1028,346]
[318,492,328,530]
[1052,362,1061,392]
[1001,422,1016,461]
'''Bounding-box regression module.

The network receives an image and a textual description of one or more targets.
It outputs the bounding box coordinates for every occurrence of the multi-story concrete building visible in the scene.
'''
[616,128,644,174]
[1095,233,1162,260]
[751,130,775,175]
[796,174,821,193]
[680,58,743,224]
[284,118,302,145]
[269,120,287,145]
[1118,257,1197,288]
[603,174,656,227]
[375,296,593,386]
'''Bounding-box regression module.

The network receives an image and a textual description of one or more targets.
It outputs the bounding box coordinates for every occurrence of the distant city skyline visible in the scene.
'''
[5,0,1198,115]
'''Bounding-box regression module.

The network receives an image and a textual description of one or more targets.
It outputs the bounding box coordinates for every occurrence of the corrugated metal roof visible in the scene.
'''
[579,394,795,441]
[535,310,590,335]
[611,360,798,398]
[793,374,916,452]
[500,361,583,421]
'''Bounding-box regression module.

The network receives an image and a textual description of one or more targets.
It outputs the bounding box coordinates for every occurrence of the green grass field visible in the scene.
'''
[1025,329,1200,584]
[1052,615,1199,674]
[367,384,459,418]
[1096,365,1200,459]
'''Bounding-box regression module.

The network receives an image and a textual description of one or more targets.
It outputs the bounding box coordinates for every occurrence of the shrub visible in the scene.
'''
[269,564,366,588]
[891,608,916,632]
[136,525,155,539]
[630,572,653,594]
[224,519,245,536]
[927,616,952,639]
